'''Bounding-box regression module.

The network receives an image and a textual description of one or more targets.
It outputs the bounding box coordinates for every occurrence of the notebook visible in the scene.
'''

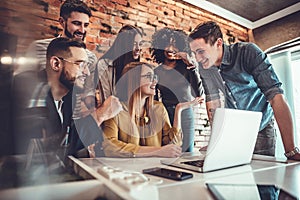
[161,108,262,173]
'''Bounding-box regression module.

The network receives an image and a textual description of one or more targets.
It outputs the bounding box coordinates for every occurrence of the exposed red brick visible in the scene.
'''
[1,1,249,139]
[110,0,128,6]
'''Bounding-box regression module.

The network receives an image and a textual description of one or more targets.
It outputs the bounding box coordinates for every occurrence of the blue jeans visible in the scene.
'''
[166,106,195,152]
[254,119,276,156]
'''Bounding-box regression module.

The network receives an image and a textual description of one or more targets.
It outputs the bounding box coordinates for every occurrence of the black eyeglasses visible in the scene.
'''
[57,57,87,69]
[141,72,158,82]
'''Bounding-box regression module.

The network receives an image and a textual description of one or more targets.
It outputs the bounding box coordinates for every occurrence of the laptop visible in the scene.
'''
[161,108,262,173]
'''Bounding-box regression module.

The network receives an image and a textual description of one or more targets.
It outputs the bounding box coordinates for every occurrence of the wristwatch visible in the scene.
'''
[284,147,300,158]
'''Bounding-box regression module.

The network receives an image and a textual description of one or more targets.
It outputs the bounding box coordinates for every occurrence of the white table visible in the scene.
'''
[79,156,300,200]
[1,155,298,200]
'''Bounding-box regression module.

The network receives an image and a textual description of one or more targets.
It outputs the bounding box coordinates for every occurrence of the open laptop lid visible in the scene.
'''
[161,108,262,173]
[202,108,262,172]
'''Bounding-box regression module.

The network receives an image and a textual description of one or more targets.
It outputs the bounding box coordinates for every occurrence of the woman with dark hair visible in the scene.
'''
[151,27,204,152]
[96,24,143,103]
[100,62,202,157]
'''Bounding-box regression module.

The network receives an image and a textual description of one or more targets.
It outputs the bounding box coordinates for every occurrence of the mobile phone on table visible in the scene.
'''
[142,167,193,181]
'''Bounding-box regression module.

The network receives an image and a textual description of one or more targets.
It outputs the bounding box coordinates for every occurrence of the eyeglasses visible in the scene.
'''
[141,73,159,82]
[57,57,87,69]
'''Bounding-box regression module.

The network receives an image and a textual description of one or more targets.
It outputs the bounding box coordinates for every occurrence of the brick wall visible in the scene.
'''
[0,0,249,56]
[0,0,249,150]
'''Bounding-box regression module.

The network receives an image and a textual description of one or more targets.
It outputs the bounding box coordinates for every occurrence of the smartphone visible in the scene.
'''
[142,167,193,181]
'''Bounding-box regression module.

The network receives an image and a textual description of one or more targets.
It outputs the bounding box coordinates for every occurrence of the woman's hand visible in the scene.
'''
[175,52,199,69]
[177,96,204,111]
[157,144,182,157]
[136,144,182,158]
[173,97,204,130]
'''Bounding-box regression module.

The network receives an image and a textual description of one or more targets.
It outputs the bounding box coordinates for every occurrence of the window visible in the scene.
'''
[291,50,300,147]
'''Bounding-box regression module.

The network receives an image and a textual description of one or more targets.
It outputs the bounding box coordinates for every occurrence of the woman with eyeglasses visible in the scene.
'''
[100,62,203,157]
[151,27,204,153]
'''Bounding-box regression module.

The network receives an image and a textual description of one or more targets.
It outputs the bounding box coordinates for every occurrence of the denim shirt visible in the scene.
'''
[199,42,283,130]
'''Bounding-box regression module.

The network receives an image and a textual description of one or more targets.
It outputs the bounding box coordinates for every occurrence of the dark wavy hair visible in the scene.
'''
[100,24,143,83]
[150,27,190,64]
[60,0,92,20]
[188,21,223,45]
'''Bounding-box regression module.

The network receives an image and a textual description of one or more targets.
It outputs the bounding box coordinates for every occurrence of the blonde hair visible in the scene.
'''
[118,62,155,122]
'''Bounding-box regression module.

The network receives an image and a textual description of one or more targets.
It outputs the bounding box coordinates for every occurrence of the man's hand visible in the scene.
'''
[87,144,96,158]
[290,152,300,161]
[95,95,123,125]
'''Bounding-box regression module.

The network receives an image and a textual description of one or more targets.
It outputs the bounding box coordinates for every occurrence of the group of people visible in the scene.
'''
[12,0,300,161]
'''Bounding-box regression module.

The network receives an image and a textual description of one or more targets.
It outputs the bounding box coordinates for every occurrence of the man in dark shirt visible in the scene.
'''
[151,27,204,152]
[14,37,122,157]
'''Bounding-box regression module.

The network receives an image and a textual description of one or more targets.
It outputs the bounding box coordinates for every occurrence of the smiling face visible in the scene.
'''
[164,44,179,61]
[189,38,223,69]
[59,46,89,92]
[132,33,142,59]
[60,11,90,41]
[140,65,157,97]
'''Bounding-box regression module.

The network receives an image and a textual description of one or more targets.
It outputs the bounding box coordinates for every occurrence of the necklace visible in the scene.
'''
[135,107,151,146]
[135,107,151,125]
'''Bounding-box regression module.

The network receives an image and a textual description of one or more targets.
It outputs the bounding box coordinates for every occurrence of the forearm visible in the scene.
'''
[206,99,222,124]
[173,97,203,130]
[173,106,182,130]
[270,94,295,152]
[135,146,162,157]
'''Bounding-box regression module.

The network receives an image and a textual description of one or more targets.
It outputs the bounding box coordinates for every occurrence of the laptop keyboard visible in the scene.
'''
[181,160,204,167]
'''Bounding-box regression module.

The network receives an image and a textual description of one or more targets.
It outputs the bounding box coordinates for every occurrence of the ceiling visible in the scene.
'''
[183,0,300,29]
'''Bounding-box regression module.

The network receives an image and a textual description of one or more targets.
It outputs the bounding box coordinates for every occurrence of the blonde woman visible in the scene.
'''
[101,62,203,157]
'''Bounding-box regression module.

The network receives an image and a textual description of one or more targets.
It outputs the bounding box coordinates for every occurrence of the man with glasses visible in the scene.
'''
[16,37,122,158]
[12,0,118,156]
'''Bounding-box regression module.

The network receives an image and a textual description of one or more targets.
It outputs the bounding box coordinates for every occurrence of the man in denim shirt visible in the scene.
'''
[188,21,300,160]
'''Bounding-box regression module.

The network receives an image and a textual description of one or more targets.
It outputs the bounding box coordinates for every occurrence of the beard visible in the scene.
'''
[64,24,86,41]
[59,67,84,93]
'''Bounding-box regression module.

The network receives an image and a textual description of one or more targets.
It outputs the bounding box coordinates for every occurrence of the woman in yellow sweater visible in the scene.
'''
[101,62,203,157]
